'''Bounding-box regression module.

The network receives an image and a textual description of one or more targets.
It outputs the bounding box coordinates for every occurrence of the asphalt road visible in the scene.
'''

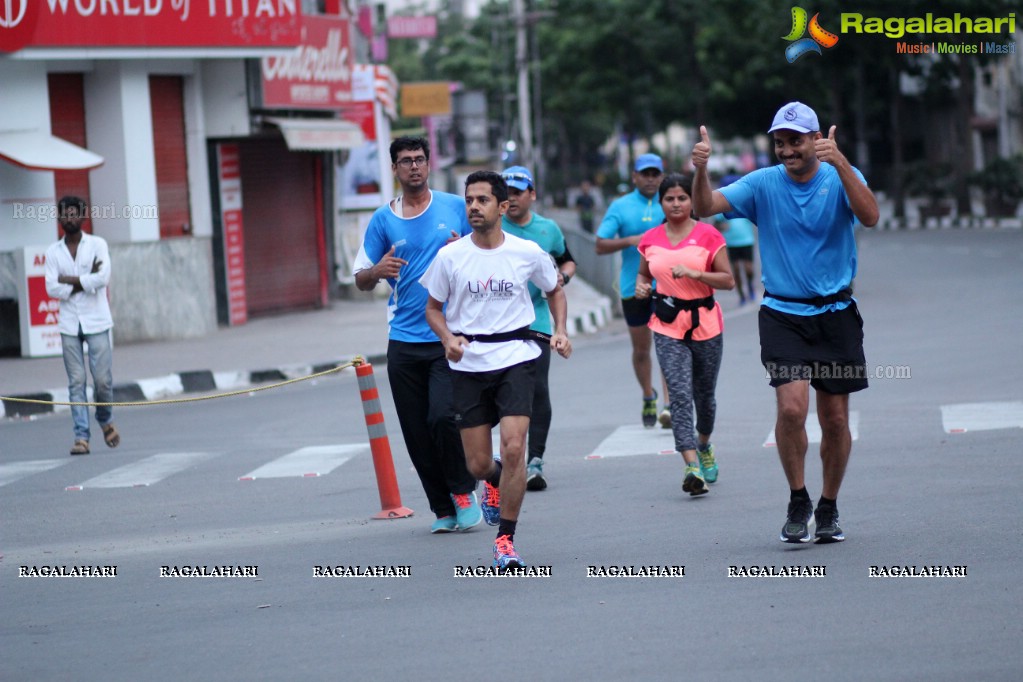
[2,228,1021,681]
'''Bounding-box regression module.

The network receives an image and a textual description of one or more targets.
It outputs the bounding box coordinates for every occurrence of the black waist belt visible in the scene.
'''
[763,287,852,307]
[652,293,715,341]
[456,326,551,344]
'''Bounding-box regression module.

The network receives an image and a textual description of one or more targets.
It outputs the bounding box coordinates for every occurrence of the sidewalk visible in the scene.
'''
[0,277,614,419]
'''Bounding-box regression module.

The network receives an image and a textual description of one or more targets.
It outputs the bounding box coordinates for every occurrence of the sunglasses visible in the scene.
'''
[502,172,534,188]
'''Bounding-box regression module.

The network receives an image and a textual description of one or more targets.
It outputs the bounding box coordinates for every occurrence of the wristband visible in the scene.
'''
[560,271,572,286]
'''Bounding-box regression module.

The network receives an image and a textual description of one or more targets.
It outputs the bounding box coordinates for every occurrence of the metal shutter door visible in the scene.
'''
[149,76,191,239]
[238,136,321,315]
[47,73,92,237]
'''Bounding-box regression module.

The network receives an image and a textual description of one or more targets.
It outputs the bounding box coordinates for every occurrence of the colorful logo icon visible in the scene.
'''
[782,7,839,62]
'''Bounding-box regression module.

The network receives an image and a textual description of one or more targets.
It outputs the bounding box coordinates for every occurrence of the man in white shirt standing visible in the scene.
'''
[44,196,120,455]
[421,171,571,572]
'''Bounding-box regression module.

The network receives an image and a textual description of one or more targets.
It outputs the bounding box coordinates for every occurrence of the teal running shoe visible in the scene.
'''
[698,443,718,483]
[682,461,708,496]
[451,491,482,531]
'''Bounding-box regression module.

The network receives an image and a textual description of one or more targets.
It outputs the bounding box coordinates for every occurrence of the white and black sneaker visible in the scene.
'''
[780,497,814,543]
[814,504,845,543]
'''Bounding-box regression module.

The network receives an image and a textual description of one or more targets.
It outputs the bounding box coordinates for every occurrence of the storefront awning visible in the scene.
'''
[267,117,365,152]
[0,130,104,171]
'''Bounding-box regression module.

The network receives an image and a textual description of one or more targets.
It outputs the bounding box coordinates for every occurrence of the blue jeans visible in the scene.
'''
[61,327,114,441]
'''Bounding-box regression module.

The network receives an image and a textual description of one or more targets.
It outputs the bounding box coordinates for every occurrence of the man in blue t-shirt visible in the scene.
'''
[500,165,577,492]
[354,136,481,535]
[597,153,669,428]
[692,102,880,546]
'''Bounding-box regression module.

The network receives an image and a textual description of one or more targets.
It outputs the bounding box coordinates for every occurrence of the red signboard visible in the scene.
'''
[0,0,302,53]
[28,276,60,327]
[217,143,247,326]
[260,15,353,109]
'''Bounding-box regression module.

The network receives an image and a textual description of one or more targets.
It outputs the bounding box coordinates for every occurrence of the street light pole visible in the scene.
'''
[513,0,534,171]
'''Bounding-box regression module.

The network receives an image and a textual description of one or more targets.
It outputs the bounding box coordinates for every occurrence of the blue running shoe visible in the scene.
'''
[698,443,718,484]
[481,482,501,526]
[493,534,525,571]
[451,491,482,531]
[430,516,457,534]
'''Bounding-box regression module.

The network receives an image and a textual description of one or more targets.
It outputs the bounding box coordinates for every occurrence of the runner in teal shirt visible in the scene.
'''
[501,166,576,491]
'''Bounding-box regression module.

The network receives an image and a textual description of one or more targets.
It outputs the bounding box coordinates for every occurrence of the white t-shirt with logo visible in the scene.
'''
[420,231,558,372]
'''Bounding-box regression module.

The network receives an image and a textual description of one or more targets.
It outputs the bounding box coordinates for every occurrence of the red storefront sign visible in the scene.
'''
[217,143,247,326]
[28,276,60,327]
[0,0,302,53]
[260,15,353,109]
[16,247,62,357]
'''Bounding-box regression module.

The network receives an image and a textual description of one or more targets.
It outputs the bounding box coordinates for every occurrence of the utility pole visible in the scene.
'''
[513,0,533,171]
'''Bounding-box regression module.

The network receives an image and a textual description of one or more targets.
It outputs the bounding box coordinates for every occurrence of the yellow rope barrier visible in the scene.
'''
[1,357,365,409]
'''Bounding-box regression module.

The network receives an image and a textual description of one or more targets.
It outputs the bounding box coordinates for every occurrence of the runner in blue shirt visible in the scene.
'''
[691,102,879,546]
[596,153,670,428]
[354,136,482,535]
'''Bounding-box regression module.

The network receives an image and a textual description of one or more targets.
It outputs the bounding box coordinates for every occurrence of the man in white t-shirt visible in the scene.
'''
[421,170,571,571]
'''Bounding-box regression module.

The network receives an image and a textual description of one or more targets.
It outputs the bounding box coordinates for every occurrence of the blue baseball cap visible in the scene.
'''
[768,101,820,134]
[502,166,534,190]
[635,153,664,172]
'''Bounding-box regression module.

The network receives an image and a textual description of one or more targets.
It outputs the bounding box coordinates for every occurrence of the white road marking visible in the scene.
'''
[66,452,214,490]
[763,411,860,447]
[0,459,69,488]
[585,425,678,459]
[941,401,1023,434]
[238,444,367,480]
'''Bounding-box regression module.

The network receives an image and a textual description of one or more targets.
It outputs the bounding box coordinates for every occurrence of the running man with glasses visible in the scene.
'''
[354,136,482,535]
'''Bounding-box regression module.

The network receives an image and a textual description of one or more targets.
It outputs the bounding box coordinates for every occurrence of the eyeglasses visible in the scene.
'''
[396,156,428,168]
[502,172,533,188]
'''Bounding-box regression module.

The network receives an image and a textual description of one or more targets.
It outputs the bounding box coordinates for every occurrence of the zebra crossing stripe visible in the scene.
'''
[941,401,1023,434]
[66,452,214,490]
[0,459,69,488]
[238,444,367,480]
[763,411,860,448]
[584,425,678,459]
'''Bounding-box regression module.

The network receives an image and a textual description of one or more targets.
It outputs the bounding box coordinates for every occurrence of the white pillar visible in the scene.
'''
[84,61,160,243]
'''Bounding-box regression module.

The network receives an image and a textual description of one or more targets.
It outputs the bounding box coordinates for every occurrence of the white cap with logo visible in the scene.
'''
[768,102,820,134]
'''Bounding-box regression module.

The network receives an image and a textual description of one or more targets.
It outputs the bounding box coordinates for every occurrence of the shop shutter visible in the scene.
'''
[47,73,91,237]
[149,76,191,239]
[238,136,322,315]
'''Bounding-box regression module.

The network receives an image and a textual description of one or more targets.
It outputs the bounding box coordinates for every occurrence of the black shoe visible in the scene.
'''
[814,504,845,543]
[780,497,814,543]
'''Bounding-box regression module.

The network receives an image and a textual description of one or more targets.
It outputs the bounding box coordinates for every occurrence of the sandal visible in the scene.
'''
[70,439,90,455]
[102,423,121,448]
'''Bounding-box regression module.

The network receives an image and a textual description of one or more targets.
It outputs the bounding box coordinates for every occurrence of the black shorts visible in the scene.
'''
[759,303,868,394]
[728,245,754,262]
[621,296,654,327]
[451,360,537,429]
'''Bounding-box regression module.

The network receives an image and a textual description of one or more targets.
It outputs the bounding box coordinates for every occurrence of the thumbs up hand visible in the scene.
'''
[814,125,846,166]
[691,126,713,169]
